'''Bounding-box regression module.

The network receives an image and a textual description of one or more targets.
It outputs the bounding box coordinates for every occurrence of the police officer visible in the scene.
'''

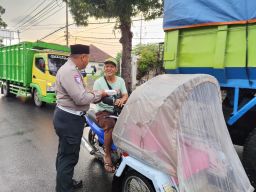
[53,44,107,192]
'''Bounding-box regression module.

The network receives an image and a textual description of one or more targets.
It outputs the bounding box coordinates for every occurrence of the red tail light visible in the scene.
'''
[122,152,129,157]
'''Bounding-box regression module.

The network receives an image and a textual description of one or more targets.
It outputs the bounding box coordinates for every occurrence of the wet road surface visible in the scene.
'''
[0,95,112,192]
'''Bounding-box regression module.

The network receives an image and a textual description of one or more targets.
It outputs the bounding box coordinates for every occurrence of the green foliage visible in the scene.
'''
[134,43,161,79]
[116,52,121,65]
[0,5,6,46]
[0,39,3,47]
[0,5,7,28]
[67,0,163,26]
[115,52,121,75]
[66,0,163,92]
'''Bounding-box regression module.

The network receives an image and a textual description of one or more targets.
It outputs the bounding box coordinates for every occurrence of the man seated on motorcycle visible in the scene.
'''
[93,58,128,172]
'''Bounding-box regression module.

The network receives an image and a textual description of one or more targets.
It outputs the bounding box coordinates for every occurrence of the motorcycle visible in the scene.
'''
[82,93,122,167]
[81,93,166,192]
[83,74,254,192]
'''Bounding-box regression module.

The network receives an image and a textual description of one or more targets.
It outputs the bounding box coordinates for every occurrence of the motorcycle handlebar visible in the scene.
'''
[101,96,123,116]
[101,96,115,106]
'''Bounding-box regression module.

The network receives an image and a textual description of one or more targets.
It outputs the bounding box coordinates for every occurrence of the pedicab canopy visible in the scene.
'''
[164,0,256,30]
[113,74,254,192]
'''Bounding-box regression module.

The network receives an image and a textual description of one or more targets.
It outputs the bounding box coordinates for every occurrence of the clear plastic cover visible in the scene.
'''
[113,74,254,192]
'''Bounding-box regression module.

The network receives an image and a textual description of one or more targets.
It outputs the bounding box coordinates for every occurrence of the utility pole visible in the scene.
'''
[9,31,11,45]
[139,14,142,45]
[17,30,20,43]
[65,1,69,46]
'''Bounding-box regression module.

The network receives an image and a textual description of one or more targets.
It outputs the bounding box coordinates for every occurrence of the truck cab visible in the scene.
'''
[31,52,69,107]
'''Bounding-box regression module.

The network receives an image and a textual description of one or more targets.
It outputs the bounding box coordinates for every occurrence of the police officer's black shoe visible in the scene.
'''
[72,179,83,190]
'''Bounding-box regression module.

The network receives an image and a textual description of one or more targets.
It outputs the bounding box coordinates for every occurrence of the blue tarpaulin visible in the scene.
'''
[164,0,256,30]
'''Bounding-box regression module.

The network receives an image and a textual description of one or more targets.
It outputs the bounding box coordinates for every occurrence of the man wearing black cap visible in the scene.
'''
[53,44,107,192]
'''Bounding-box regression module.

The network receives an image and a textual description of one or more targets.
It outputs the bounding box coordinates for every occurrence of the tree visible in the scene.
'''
[66,0,163,93]
[0,5,7,47]
[115,52,122,75]
[0,5,7,28]
[134,43,163,80]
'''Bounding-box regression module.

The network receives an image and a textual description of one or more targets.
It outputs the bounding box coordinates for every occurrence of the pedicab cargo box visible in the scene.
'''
[113,74,254,192]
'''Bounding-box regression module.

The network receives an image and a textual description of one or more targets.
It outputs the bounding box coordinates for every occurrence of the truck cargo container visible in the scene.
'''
[163,0,256,187]
[0,41,69,106]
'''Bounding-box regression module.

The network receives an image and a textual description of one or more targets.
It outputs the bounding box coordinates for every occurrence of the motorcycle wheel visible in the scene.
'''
[88,129,97,151]
[122,170,155,192]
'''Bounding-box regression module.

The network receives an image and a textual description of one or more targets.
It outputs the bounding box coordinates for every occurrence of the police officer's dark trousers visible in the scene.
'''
[53,107,85,192]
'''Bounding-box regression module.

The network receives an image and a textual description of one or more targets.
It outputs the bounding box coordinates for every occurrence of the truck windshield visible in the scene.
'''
[48,54,69,76]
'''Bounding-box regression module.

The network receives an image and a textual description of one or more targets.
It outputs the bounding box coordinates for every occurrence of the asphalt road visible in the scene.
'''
[0,93,245,192]
[0,94,112,192]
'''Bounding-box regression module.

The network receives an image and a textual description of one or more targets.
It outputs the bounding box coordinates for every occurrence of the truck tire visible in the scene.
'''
[121,170,155,192]
[2,82,11,97]
[223,89,256,108]
[243,128,256,188]
[33,89,44,107]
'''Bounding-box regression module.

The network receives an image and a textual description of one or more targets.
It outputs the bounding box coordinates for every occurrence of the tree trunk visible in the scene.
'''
[119,17,133,94]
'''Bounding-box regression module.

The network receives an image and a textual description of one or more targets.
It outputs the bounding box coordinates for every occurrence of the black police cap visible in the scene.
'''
[70,44,90,54]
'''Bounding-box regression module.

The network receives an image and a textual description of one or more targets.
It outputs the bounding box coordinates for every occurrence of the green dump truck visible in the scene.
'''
[0,41,70,107]
[163,0,256,187]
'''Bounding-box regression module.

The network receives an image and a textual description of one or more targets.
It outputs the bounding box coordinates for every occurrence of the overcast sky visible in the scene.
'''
[1,0,164,56]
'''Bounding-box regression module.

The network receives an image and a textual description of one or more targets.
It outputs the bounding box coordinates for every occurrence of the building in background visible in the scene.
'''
[0,29,19,46]
[85,44,112,76]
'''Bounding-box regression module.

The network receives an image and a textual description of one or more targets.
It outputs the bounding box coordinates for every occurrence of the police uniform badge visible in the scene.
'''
[74,74,82,84]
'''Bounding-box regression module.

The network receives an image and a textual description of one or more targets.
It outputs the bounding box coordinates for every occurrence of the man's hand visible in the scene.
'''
[115,93,128,107]
[114,98,125,107]
[101,90,108,97]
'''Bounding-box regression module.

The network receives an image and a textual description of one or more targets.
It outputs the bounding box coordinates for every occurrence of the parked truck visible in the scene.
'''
[0,41,70,106]
[163,0,256,187]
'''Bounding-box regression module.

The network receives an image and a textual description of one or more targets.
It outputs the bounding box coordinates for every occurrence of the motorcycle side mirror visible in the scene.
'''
[81,71,87,77]
[91,66,97,75]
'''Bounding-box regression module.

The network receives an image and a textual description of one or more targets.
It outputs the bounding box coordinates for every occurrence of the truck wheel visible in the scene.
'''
[243,128,256,188]
[33,89,44,107]
[2,82,10,97]
[121,170,155,192]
